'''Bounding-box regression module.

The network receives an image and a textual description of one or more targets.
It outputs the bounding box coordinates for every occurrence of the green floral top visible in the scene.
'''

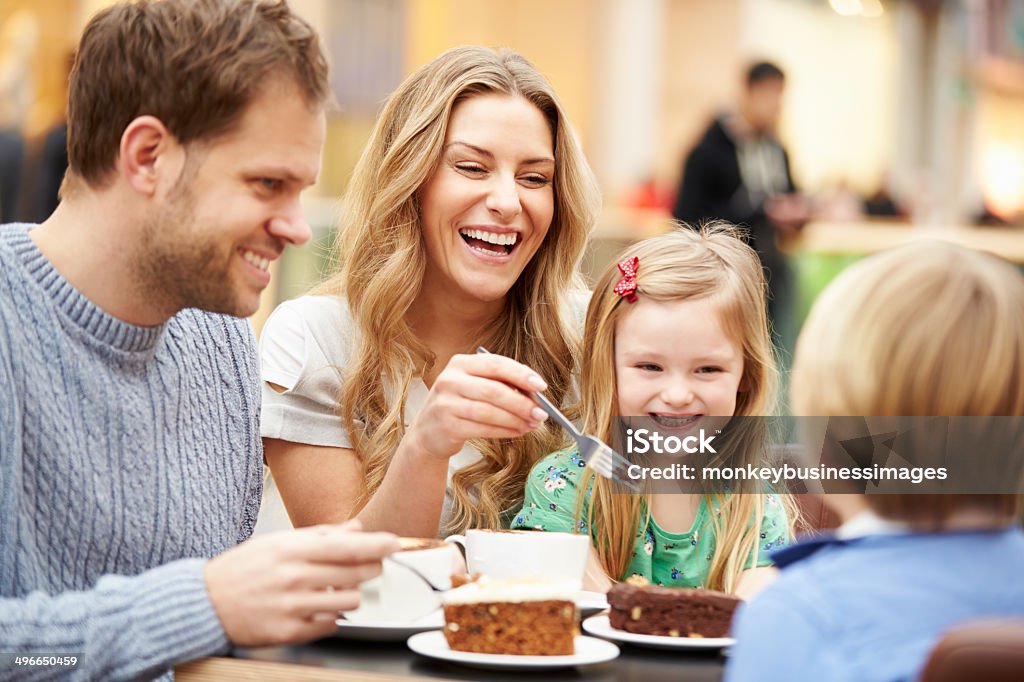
[510,447,790,587]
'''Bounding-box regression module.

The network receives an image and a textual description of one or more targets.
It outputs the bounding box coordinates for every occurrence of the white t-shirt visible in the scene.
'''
[259,294,484,534]
[258,292,590,535]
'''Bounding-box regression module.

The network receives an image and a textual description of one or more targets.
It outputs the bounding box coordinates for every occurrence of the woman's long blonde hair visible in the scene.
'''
[315,46,600,534]
[575,223,797,592]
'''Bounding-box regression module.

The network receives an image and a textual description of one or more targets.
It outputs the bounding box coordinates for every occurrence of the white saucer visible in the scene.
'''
[574,590,609,617]
[582,614,735,650]
[334,610,444,642]
[407,631,619,671]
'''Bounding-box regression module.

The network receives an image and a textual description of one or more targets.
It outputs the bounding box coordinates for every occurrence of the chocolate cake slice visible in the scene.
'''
[607,581,740,638]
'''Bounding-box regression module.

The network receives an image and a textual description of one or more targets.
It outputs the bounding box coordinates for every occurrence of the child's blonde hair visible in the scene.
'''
[792,241,1024,525]
[576,222,796,592]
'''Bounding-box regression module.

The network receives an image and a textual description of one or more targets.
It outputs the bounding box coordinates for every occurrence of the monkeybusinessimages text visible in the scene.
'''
[624,428,949,485]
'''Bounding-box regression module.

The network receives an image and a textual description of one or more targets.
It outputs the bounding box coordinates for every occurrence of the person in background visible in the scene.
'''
[31,120,67,222]
[260,46,600,538]
[512,224,796,598]
[673,61,809,344]
[725,241,1024,681]
[0,10,38,223]
[32,52,75,222]
[862,172,904,219]
[0,125,21,223]
[0,2,397,679]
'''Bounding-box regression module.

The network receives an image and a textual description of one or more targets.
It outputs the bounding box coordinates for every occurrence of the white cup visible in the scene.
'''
[443,529,589,589]
[342,539,458,624]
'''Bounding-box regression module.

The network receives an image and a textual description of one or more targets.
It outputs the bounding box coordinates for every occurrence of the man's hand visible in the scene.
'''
[204,520,399,646]
[766,193,811,233]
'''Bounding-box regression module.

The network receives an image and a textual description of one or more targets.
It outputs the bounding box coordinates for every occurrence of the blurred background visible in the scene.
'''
[2,0,1023,338]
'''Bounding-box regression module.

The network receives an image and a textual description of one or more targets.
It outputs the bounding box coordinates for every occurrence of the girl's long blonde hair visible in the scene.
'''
[314,46,600,534]
[575,223,797,593]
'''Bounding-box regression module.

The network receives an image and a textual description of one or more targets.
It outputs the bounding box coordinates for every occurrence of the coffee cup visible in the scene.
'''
[443,529,589,589]
[342,538,458,624]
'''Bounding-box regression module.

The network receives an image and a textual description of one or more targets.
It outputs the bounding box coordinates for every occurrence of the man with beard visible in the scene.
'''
[0,2,398,680]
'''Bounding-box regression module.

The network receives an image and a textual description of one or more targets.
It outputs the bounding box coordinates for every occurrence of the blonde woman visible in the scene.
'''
[726,241,1024,682]
[513,224,797,598]
[260,46,599,537]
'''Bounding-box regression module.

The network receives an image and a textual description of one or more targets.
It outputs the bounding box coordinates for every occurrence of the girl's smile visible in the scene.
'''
[614,296,744,422]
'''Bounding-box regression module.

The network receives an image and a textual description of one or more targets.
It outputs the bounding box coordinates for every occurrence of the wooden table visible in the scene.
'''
[177,634,727,681]
[791,220,1024,262]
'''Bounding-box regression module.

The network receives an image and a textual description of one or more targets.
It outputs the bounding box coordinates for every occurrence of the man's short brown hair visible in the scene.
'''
[67,0,329,187]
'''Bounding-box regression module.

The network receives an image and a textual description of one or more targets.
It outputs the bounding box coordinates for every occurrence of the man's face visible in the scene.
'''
[137,79,325,318]
[743,77,785,134]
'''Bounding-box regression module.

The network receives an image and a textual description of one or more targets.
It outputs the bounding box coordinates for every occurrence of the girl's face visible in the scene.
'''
[614,296,745,426]
[418,93,555,306]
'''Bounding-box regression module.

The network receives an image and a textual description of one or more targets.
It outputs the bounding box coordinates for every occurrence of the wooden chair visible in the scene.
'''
[770,444,841,534]
[919,619,1024,682]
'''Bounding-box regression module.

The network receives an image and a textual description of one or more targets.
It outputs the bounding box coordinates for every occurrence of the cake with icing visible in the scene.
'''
[441,577,579,655]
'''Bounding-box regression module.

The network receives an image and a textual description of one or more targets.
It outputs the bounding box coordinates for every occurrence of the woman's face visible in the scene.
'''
[418,93,555,306]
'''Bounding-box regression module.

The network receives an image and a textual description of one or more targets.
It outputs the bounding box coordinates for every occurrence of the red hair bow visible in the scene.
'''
[613,256,639,303]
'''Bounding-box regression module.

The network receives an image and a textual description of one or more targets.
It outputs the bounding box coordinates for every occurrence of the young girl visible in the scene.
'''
[512,224,796,597]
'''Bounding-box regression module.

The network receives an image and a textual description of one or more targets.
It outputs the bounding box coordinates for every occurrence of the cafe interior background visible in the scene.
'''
[3,0,1023,343]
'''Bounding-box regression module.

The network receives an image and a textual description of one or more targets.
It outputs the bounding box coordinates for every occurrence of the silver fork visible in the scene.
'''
[476,347,639,492]
[387,556,446,593]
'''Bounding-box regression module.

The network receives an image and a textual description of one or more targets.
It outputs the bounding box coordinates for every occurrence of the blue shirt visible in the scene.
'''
[725,528,1024,682]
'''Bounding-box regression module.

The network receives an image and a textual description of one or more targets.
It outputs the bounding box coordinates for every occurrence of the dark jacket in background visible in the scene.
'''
[672,117,796,321]
[34,122,68,222]
[0,129,25,224]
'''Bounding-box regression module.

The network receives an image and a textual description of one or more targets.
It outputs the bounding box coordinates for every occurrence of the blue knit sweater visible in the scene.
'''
[0,225,263,680]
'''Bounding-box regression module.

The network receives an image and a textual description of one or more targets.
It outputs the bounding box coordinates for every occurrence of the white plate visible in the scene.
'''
[407,631,619,671]
[574,590,609,617]
[582,614,735,650]
[334,610,444,642]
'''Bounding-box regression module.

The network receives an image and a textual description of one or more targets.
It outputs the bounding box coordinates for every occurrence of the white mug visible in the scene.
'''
[342,539,458,624]
[444,529,589,589]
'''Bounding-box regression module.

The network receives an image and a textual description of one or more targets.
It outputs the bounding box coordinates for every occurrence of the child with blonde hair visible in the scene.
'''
[512,223,796,596]
[726,241,1024,681]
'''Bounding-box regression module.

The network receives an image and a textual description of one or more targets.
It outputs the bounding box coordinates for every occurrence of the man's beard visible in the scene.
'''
[134,196,249,320]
